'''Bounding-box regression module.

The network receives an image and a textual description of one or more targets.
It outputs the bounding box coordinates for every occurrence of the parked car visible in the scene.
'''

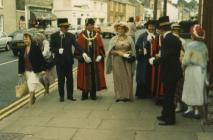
[9,29,39,56]
[68,26,82,37]
[179,20,198,39]
[101,24,115,38]
[0,32,12,51]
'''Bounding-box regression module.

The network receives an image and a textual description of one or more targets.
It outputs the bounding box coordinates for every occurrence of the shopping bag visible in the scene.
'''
[15,77,29,98]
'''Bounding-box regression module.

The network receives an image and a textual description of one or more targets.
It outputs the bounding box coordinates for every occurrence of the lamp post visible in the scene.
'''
[153,0,158,20]
[163,0,167,16]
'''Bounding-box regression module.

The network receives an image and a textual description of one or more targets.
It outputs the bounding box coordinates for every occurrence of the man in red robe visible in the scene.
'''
[74,18,106,100]
[151,33,164,104]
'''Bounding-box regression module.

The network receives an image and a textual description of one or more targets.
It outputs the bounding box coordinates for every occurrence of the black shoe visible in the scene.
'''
[122,98,131,102]
[158,121,176,126]
[60,97,64,102]
[91,97,97,100]
[115,99,120,102]
[182,111,194,118]
[81,96,88,101]
[157,116,166,121]
[67,97,76,101]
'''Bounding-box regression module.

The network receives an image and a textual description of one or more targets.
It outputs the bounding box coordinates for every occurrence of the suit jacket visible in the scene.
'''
[50,31,83,65]
[18,42,46,74]
[154,32,182,85]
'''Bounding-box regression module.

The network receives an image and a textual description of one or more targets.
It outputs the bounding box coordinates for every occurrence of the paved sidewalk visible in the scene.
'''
[0,73,212,140]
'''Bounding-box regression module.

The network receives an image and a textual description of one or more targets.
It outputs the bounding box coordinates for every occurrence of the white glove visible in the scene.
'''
[149,57,155,65]
[95,55,102,62]
[144,48,147,55]
[59,48,64,54]
[82,53,92,63]
[123,53,130,58]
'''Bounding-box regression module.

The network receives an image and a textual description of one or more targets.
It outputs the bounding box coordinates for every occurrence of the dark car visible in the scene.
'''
[179,20,198,39]
[9,29,39,56]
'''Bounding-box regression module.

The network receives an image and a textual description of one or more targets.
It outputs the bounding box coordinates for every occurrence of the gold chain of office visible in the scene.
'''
[82,33,98,41]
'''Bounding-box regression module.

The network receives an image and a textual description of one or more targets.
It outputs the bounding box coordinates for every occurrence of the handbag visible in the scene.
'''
[123,54,136,63]
[15,76,29,98]
[45,54,55,69]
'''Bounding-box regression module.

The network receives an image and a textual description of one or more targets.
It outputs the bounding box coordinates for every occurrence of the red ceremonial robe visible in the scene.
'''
[151,34,164,100]
[74,31,107,91]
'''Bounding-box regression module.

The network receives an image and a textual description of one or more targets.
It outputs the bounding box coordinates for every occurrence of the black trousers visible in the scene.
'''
[161,82,177,123]
[56,64,73,99]
[82,62,96,98]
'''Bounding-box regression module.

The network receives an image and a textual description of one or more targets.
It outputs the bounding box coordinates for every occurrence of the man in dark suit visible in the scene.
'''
[50,18,91,102]
[149,16,182,125]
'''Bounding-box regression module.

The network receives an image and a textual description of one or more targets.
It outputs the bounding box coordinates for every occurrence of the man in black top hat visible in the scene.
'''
[50,18,91,102]
[149,16,182,125]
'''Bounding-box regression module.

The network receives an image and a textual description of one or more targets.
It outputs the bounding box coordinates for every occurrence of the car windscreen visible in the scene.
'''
[13,33,23,41]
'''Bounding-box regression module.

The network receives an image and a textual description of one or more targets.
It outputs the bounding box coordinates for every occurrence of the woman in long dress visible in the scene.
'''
[106,22,136,102]
[182,24,208,119]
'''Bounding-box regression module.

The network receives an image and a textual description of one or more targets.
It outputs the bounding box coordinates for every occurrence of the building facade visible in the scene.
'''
[53,0,90,28]
[24,0,54,29]
[166,1,178,22]
[90,0,108,25]
[135,0,145,22]
[108,0,126,24]
[0,0,16,33]
[125,1,136,22]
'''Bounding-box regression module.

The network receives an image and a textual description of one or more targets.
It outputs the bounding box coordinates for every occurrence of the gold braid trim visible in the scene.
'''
[82,33,98,41]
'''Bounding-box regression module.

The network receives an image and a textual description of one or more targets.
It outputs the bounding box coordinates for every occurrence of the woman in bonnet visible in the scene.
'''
[106,22,136,102]
[182,24,208,119]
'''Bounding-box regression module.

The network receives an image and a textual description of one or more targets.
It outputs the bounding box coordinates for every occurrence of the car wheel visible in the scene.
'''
[12,50,18,56]
[5,43,10,51]
[102,33,105,38]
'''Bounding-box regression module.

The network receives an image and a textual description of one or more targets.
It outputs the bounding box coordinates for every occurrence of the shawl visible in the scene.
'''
[106,35,136,74]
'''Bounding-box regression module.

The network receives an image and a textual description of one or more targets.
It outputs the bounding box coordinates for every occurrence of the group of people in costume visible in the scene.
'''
[18,15,208,126]
[133,16,208,125]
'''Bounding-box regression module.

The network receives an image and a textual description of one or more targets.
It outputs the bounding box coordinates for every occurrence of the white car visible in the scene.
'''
[0,32,12,51]
[68,26,82,37]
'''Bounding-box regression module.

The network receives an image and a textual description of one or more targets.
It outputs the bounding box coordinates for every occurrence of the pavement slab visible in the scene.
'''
[72,129,135,140]
[135,131,197,140]
[0,74,212,140]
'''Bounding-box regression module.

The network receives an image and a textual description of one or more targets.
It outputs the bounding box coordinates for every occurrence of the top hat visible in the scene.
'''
[158,16,171,27]
[144,20,158,28]
[57,18,70,27]
[85,18,95,26]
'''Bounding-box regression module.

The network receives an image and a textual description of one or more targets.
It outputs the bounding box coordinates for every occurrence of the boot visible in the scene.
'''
[29,92,36,105]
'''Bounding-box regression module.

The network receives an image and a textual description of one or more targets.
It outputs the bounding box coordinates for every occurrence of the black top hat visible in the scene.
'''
[158,16,171,27]
[145,20,158,28]
[85,18,95,26]
[57,18,70,27]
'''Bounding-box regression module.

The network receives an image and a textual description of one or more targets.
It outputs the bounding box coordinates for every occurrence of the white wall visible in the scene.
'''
[167,3,178,22]
[53,0,107,28]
